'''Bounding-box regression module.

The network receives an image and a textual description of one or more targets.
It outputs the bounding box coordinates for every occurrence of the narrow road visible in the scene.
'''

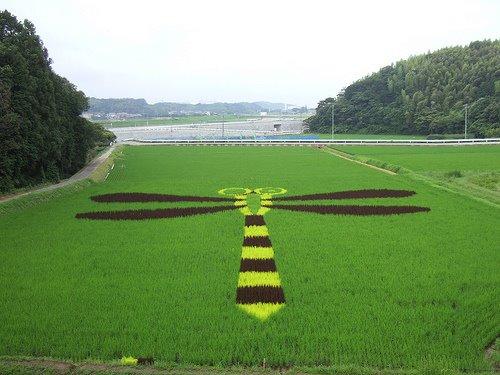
[0,144,116,204]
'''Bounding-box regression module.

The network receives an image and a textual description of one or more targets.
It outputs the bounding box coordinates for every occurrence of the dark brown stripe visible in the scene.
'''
[245,215,266,226]
[271,204,430,216]
[243,236,272,247]
[240,259,276,272]
[236,286,285,304]
[274,189,416,201]
[75,205,237,220]
[90,192,234,203]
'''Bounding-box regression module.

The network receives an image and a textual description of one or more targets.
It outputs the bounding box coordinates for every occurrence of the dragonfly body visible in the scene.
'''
[225,189,286,320]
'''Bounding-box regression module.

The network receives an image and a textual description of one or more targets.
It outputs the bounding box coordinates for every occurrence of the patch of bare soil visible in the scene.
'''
[485,339,498,371]
[1,358,293,374]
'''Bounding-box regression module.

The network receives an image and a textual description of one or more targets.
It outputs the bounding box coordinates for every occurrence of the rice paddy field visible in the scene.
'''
[0,146,499,373]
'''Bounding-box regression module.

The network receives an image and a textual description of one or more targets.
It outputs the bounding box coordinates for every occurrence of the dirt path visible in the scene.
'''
[322,147,396,175]
[0,358,294,374]
[0,145,116,204]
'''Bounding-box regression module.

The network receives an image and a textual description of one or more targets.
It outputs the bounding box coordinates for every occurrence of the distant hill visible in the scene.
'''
[306,40,499,137]
[87,98,298,117]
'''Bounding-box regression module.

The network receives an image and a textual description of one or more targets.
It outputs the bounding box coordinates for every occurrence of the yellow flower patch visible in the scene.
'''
[120,356,138,366]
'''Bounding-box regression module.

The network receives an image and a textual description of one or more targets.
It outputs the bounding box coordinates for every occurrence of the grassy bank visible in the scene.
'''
[311,133,426,140]
[332,145,500,206]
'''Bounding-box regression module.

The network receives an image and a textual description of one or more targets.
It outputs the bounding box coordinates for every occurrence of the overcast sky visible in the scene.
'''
[3,0,499,107]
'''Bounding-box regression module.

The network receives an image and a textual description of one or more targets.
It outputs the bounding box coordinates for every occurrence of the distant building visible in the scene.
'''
[260,111,268,117]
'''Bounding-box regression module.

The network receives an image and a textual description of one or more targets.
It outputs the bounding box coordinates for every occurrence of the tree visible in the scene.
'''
[306,40,500,137]
[0,10,115,192]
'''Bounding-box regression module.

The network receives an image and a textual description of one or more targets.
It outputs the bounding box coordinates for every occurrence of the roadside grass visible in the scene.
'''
[0,145,118,201]
[0,146,498,372]
[90,146,124,183]
[332,145,500,206]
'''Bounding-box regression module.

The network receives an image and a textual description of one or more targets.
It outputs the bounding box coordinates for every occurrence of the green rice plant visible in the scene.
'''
[444,170,463,178]
[0,146,498,372]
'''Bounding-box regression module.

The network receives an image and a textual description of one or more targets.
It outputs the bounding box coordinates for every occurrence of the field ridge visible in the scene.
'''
[1,356,496,375]
[327,146,500,207]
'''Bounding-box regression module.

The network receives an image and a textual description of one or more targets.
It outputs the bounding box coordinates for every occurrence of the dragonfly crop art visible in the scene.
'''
[76,187,430,320]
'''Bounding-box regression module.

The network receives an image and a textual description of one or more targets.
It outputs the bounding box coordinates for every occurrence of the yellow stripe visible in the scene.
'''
[237,303,284,320]
[244,225,269,237]
[260,200,272,206]
[241,246,274,259]
[238,271,281,287]
[234,200,246,207]
[239,206,253,216]
[256,207,270,215]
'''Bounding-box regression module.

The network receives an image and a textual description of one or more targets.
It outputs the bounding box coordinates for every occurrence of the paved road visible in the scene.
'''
[0,145,116,204]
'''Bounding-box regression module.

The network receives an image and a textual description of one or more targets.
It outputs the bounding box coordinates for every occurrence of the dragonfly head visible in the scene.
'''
[218,187,287,214]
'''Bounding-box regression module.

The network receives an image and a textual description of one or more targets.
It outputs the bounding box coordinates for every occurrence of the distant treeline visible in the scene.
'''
[307,40,500,137]
[88,98,294,116]
[0,10,115,192]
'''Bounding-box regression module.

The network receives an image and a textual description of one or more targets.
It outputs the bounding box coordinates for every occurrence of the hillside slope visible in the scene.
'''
[307,40,499,137]
[0,10,114,192]
[88,98,294,116]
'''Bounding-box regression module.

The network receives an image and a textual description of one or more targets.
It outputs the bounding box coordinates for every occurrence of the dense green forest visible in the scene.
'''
[0,10,115,192]
[307,40,500,137]
[88,98,293,116]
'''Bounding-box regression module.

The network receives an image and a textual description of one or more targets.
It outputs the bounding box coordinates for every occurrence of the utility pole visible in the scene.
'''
[222,114,225,139]
[464,104,468,139]
[331,102,335,139]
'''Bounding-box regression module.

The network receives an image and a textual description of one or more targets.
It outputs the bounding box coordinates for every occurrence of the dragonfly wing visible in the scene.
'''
[271,204,430,215]
[90,192,234,203]
[75,205,238,220]
[273,189,416,201]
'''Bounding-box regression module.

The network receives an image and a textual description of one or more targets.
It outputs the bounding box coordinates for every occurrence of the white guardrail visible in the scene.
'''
[122,138,500,146]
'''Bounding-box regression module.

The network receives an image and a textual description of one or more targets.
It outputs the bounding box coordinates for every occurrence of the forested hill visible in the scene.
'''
[307,40,499,137]
[0,10,115,192]
[88,98,293,116]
